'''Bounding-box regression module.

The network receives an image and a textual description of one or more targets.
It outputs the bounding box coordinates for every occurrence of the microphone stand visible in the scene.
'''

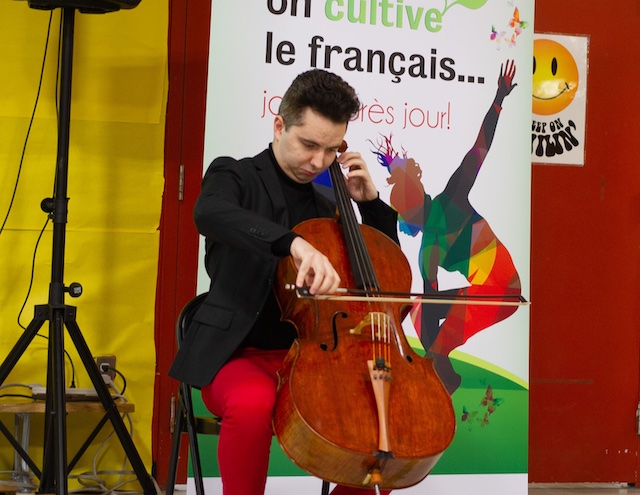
[0,6,155,494]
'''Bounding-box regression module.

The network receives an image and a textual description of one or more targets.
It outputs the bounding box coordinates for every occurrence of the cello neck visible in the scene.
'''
[328,160,379,292]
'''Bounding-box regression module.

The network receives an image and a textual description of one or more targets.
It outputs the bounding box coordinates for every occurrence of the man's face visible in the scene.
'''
[273,107,347,184]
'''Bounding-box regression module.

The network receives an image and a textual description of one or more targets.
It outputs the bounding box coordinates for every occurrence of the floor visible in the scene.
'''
[164,484,640,495]
[529,485,640,494]
[168,485,640,495]
[1,483,638,494]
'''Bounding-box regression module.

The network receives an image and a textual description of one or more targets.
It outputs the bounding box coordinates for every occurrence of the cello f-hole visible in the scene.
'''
[320,311,348,351]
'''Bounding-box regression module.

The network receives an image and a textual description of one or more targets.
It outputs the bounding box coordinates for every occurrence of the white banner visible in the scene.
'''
[198,0,534,493]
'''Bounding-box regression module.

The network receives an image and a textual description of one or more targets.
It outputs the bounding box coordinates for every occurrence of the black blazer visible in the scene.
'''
[169,148,399,387]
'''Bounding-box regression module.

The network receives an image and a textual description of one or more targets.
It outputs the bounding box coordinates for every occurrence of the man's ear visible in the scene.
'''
[273,115,285,139]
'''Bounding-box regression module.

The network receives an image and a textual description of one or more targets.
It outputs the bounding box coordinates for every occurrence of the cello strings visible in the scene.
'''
[329,161,392,366]
[329,163,379,291]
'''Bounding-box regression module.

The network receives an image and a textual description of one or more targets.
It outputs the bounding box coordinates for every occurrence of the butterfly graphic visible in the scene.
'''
[480,412,490,427]
[480,385,504,414]
[510,7,529,34]
[490,25,505,42]
[462,385,505,431]
[461,405,478,422]
[490,6,529,49]
[461,405,479,431]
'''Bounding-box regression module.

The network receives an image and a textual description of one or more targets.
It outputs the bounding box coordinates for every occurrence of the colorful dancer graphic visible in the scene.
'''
[374,60,521,394]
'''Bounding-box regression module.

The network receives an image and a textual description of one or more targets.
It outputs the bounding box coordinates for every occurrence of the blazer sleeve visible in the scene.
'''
[194,156,292,257]
[358,197,400,246]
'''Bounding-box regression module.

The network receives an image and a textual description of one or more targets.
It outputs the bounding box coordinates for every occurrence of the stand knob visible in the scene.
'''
[41,198,55,213]
[66,282,83,297]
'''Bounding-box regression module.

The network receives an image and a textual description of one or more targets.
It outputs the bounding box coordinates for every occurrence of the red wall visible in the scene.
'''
[530,0,640,482]
[155,0,640,485]
[153,0,211,486]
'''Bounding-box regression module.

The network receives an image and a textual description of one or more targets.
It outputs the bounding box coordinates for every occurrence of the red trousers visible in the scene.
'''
[200,347,391,495]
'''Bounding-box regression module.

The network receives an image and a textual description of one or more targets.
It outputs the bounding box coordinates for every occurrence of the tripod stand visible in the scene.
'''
[0,5,155,494]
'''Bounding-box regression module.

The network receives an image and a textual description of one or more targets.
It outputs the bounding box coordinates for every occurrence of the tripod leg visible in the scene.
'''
[39,309,70,495]
[0,305,47,384]
[0,307,47,484]
[64,307,157,494]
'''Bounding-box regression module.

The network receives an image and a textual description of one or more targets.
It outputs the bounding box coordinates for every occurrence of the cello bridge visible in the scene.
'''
[349,311,388,335]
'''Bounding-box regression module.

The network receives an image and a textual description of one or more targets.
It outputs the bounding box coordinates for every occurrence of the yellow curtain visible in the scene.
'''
[0,1,166,490]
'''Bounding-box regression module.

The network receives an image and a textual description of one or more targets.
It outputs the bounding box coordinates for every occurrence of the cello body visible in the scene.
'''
[273,218,456,489]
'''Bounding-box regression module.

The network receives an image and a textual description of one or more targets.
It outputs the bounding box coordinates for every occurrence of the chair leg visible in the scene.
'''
[166,392,186,495]
[183,384,206,495]
[322,480,330,495]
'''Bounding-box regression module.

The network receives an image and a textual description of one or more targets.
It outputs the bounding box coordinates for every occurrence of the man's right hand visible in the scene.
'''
[289,237,341,295]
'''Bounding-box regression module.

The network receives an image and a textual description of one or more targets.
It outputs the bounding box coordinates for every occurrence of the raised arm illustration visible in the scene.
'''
[374,60,522,394]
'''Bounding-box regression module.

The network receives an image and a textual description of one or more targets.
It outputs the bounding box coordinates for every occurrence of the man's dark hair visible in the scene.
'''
[278,69,361,128]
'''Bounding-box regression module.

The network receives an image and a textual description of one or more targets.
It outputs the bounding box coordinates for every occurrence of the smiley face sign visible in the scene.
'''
[532,38,580,116]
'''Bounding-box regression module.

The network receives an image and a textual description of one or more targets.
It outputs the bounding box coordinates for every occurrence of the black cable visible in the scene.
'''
[109,367,127,396]
[0,10,54,236]
[10,11,77,389]
[0,393,34,400]
[14,215,77,388]
[17,217,50,331]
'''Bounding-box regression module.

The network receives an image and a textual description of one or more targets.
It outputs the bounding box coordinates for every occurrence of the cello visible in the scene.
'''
[273,145,456,491]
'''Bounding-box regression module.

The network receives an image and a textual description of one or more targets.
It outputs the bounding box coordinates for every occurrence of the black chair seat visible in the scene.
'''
[194,416,221,436]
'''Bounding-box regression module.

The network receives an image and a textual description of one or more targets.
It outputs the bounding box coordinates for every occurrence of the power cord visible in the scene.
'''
[6,8,78,390]
[100,365,127,396]
[0,383,34,401]
[68,374,160,494]
[16,217,50,331]
[0,10,159,494]
[0,376,161,494]
[0,11,54,237]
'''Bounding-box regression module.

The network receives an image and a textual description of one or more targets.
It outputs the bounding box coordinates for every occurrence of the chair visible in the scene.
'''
[166,293,330,495]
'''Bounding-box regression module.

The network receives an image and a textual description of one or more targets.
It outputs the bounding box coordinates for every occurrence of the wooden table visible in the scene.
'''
[0,399,135,491]
[0,399,134,414]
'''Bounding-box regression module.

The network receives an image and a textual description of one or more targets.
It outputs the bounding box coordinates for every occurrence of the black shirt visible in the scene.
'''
[240,147,318,350]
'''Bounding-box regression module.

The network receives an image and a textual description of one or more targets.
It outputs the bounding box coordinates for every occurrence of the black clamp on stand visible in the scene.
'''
[0,2,156,494]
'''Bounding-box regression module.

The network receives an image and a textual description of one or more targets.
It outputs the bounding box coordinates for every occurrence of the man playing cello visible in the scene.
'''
[169,69,399,495]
